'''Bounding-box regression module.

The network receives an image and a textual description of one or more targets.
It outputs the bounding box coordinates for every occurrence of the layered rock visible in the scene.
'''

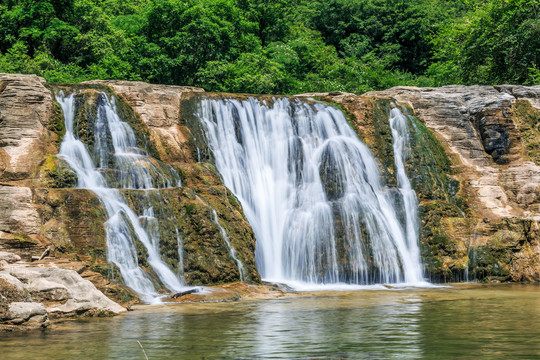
[0,251,125,331]
[0,74,56,183]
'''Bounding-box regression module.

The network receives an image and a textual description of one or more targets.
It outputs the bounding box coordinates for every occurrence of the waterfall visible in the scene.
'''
[198,97,425,285]
[211,209,246,282]
[388,106,423,282]
[56,91,186,301]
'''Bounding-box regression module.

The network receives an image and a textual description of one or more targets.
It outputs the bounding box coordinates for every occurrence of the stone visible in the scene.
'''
[6,302,47,326]
[0,73,55,182]
[0,186,41,235]
[0,251,21,264]
[0,259,125,329]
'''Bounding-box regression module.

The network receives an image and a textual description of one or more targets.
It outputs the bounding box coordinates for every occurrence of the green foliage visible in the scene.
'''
[0,0,536,91]
[430,0,540,85]
[198,52,292,94]
[306,0,466,73]
[142,0,260,85]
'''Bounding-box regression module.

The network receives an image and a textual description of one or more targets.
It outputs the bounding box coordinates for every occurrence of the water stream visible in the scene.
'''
[211,209,246,282]
[56,92,186,301]
[198,97,425,286]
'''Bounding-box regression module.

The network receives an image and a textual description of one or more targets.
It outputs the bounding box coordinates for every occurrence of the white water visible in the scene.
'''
[198,97,425,286]
[388,107,423,281]
[56,92,186,301]
[211,209,246,281]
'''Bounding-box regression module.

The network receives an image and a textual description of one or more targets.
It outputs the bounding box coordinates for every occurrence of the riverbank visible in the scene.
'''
[0,251,300,332]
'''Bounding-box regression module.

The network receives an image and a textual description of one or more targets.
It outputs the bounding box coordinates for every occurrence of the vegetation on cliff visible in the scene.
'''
[0,0,538,94]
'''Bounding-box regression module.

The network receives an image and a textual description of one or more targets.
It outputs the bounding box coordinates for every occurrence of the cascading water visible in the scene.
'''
[211,209,246,282]
[198,97,425,286]
[56,91,186,301]
[388,106,423,280]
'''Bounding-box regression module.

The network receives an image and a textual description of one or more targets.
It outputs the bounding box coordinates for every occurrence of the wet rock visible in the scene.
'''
[362,85,540,219]
[165,282,290,303]
[171,288,199,299]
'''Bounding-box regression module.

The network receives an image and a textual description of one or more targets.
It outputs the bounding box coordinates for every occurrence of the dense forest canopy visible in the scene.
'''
[0,0,538,94]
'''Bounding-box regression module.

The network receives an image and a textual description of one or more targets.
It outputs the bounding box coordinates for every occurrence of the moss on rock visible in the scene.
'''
[39,156,77,188]
[512,100,540,165]
[122,183,260,287]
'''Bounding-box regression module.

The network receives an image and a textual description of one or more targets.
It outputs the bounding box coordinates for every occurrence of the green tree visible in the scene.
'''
[307,0,465,73]
[430,0,540,85]
[236,0,296,46]
[142,0,260,85]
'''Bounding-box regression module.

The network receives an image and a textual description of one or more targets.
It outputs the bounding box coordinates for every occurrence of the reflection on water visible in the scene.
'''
[1,284,539,359]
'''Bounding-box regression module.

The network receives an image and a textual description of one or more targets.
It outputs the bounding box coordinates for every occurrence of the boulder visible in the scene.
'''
[0,256,125,330]
[6,302,48,327]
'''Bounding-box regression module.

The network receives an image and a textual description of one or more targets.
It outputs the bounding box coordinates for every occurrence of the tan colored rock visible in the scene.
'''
[165,282,290,303]
[0,73,55,181]
[86,80,204,163]
[6,302,49,327]
[0,186,41,234]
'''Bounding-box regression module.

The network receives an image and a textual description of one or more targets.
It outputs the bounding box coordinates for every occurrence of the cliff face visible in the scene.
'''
[302,85,540,281]
[0,73,260,319]
[1,73,539,303]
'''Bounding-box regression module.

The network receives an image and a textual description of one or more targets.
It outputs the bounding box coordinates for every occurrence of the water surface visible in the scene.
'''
[2,284,538,359]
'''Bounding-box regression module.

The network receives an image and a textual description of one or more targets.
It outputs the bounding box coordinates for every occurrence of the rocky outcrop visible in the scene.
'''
[0,251,125,331]
[301,85,540,281]
[0,74,56,183]
[364,85,540,219]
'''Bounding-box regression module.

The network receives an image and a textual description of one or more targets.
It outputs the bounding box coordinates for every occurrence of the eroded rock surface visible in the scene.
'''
[0,73,56,182]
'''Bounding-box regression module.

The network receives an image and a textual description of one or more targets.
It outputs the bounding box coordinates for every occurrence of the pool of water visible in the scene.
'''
[1,284,539,359]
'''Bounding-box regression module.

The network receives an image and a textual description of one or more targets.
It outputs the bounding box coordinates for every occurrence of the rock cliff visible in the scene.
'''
[1,73,539,331]
[0,74,260,330]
